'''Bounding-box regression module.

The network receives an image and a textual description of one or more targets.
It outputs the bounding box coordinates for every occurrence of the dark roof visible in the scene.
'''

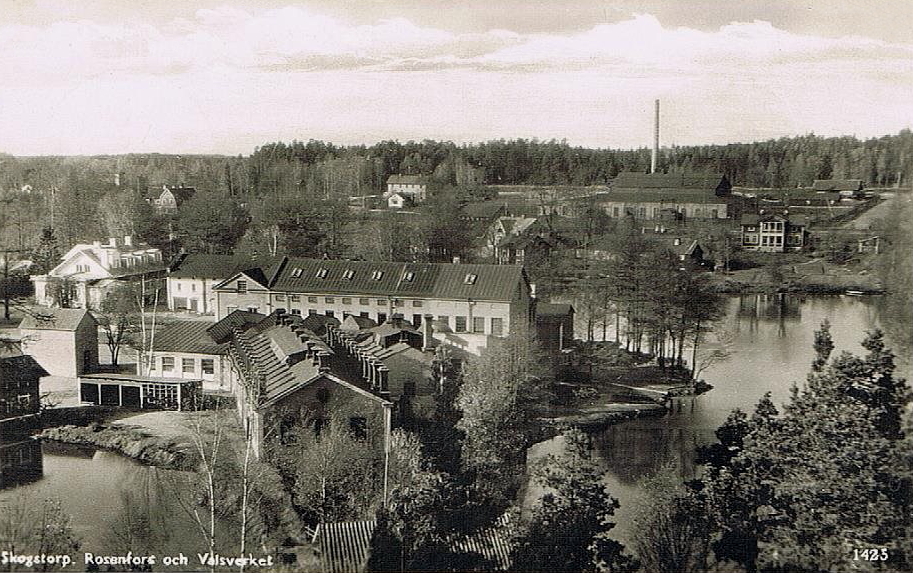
[0,355,48,383]
[341,315,377,331]
[150,321,227,355]
[612,172,729,191]
[170,254,279,280]
[460,202,508,220]
[316,520,377,573]
[267,258,526,303]
[653,236,699,256]
[386,175,425,185]
[536,303,574,318]
[740,213,808,227]
[812,179,864,192]
[166,185,196,205]
[19,307,94,331]
[207,310,266,344]
[596,190,730,204]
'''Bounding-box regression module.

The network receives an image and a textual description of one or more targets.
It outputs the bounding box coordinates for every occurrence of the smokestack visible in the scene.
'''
[651,99,659,174]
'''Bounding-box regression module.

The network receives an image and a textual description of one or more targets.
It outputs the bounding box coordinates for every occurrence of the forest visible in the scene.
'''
[0,130,910,266]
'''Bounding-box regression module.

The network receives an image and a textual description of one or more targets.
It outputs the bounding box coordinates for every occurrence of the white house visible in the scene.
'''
[19,307,99,377]
[31,236,166,310]
[385,175,427,202]
[167,254,278,314]
[137,321,236,393]
[150,185,196,213]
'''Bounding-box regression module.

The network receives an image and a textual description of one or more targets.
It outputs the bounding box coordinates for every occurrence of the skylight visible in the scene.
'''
[291,268,302,278]
[316,268,328,278]
[464,273,478,285]
[342,269,355,280]
[403,271,415,282]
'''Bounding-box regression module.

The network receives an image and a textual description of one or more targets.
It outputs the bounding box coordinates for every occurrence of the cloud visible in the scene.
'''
[0,6,910,155]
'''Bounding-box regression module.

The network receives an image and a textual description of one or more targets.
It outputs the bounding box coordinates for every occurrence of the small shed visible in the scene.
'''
[19,307,98,377]
[78,373,201,411]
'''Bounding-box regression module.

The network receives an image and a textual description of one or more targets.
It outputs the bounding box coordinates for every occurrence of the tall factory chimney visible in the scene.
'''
[651,99,659,174]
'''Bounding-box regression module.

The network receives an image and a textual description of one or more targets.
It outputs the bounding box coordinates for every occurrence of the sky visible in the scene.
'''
[1,0,911,155]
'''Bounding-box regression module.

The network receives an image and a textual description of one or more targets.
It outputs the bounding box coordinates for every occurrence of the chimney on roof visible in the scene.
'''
[422,314,434,352]
[114,173,120,187]
[651,99,659,174]
[674,238,681,246]
[123,235,133,248]
[452,256,461,264]
[529,283,536,299]
[108,237,118,248]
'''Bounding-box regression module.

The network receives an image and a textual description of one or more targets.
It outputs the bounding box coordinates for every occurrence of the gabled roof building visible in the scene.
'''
[212,257,533,356]
[31,236,166,310]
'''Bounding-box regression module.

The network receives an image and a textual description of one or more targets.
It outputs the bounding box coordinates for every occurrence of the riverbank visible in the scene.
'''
[38,422,198,470]
[709,258,884,294]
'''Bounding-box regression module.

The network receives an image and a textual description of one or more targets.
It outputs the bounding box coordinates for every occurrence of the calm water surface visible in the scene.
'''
[0,440,209,557]
[535,294,908,546]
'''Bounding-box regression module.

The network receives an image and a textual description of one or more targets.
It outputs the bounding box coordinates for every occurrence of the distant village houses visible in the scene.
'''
[31,236,166,310]
[740,213,809,252]
[149,184,196,213]
[384,175,427,203]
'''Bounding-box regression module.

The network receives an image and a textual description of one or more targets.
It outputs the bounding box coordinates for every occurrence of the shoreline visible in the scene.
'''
[38,423,198,471]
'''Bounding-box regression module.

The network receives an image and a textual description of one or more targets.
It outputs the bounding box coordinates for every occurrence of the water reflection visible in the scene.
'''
[591,294,901,544]
[0,436,42,489]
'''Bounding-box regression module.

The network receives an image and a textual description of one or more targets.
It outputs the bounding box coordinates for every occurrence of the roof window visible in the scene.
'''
[402,271,415,282]
[316,268,328,279]
[342,269,355,280]
[371,270,384,280]
[291,268,303,278]
[463,273,478,285]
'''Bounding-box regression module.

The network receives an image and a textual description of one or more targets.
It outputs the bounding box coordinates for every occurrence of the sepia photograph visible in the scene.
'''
[0,1,911,571]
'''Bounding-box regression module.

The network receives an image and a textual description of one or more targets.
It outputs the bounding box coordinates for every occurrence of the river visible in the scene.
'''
[0,439,216,561]
[533,293,909,546]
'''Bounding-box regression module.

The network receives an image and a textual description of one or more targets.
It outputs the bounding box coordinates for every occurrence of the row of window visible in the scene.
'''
[286,268,478,286]
[224,305,506,336]
[151,356,215,376]
[273,293,424,307]
[174,282,198,292]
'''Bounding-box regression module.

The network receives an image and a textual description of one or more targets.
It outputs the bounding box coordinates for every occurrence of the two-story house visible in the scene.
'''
[31,236,166,309]
[740,214,809,252]
[167,254,279,314]
[0,348,47,421]
[212,258,533,356]
[385,175,427,203]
